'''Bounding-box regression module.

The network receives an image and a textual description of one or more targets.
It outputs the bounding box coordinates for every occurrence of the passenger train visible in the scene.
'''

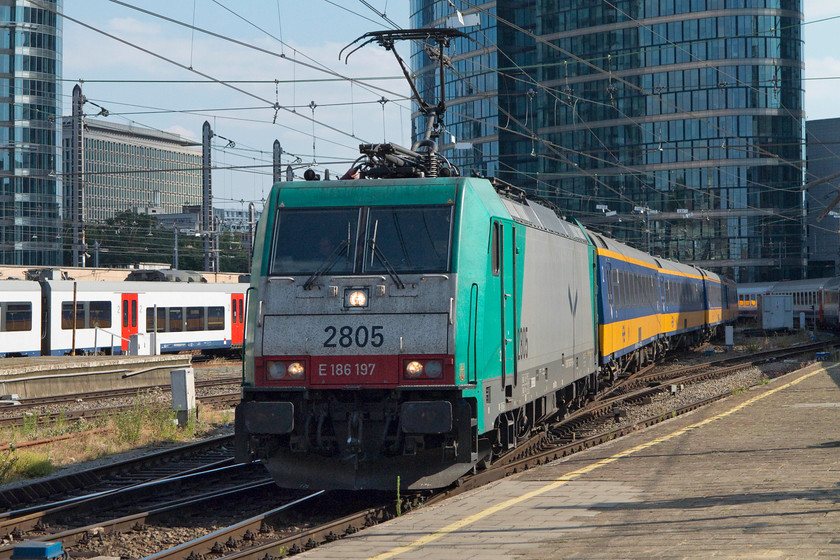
[0,279,246,357]
[737,277,840,328]
[234,174,738,492]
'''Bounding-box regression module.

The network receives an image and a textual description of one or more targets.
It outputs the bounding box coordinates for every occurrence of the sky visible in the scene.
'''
[60,1,840,211]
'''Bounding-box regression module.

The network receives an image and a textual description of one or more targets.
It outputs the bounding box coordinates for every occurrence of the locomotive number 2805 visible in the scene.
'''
[323,325,384,348]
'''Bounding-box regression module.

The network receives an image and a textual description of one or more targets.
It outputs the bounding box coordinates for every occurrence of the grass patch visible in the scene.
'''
[0,391,232,484]
[0,449,55,484]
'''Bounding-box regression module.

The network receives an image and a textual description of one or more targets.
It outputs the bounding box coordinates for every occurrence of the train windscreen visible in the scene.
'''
[364,206,452,273]
[270,207,361,275]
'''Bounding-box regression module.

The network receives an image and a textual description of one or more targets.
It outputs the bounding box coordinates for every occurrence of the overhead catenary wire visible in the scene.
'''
[105,0,411,108]
[302,0,808,245]
[416,2,812,234]
[38,2,374,147]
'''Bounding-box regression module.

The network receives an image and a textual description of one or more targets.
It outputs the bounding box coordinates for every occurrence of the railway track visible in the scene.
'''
[0,435,237,511]
[2,487,394,560]
[0,378,241,429]
[1,377,239,410]
[130,342,834,560]
[0,461,273,552]
[599,340,832,400]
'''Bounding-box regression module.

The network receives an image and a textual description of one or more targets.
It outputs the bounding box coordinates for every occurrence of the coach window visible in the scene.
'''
[61,302,86,330]
[131,300,137,328]
[239,299,244,323]
[122,299,129,328]
[4,302,32,331]
[186,307,204,331]
[146,308,156,332]
[146,307,167,332]
[618,270,627,309]
[89,301,111,328]
[169,308,183,332]
[208,307,225,330]
[62,302,75,329]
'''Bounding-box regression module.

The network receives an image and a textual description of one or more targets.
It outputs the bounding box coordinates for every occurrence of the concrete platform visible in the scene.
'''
[299,362,840,559]
[0,355,192,398]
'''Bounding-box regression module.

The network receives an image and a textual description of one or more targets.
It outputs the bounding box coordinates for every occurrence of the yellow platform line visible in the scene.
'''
[368,364,830,560]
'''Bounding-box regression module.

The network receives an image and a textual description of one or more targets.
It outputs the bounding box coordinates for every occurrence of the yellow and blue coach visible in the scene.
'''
[589,231,736,376]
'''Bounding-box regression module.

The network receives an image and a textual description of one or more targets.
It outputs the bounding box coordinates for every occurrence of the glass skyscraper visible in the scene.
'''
[0,0,62,265]
[411,0,805,282]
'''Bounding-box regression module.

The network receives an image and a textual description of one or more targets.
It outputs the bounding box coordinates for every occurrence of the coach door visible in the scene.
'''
[495,220,518,390]
[121,293,138,352]
[231,293,245,346]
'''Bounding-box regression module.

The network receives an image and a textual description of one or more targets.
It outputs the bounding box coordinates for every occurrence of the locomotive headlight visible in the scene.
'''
[267,361,287,379]
[424,360,443,378]
[348,290,367,307]
[405,360,424,378]
[345,288,369,308]
[287,362,305,378]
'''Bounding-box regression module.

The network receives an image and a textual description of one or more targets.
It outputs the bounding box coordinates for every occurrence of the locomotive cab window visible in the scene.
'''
[269,207,360,275]
[270,204,452,277]
[363,205,453,274]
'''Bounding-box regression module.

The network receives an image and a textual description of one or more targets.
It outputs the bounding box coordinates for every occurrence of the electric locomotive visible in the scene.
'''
[235,175,599,490]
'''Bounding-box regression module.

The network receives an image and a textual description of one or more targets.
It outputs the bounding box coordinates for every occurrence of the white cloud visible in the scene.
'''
[107,17,164,37]
[164,125,200,142]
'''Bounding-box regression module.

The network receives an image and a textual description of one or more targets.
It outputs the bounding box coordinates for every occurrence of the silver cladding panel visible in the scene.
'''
[262,313,449,356]
[482,221,597,423]
[256,273,454,358]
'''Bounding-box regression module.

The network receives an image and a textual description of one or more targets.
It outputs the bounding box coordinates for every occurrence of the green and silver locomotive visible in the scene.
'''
[235,174,601,490]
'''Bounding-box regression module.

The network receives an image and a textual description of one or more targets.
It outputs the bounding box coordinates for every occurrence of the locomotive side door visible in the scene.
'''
[498,220,518,390]
[121,293,138,353]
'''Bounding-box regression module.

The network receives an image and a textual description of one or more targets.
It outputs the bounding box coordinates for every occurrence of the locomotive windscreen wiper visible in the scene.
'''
[367,219,405,289]
[303,238,350,290]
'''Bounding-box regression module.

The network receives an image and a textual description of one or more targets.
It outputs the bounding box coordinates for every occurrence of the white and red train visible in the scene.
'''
[737,277,840,328]
[0,279,247,357]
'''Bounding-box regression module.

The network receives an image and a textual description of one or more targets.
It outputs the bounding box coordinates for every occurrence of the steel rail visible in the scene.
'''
[0,392,240,428]
[0,462,265,537]
[181,503,395,560]
[4,377,239,410]
[0,478,285,560]
[0,435,235,510]
[141,491,328,560]
[563,340,837,432]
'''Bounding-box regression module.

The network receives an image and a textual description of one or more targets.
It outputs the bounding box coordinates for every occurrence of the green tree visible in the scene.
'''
[80,211,251,273]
